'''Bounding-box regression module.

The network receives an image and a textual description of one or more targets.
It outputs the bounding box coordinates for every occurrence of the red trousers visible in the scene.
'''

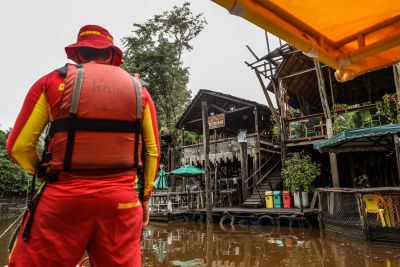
[8,188,143,267]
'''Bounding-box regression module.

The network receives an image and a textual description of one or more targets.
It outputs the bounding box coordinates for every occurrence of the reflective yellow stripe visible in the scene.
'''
[79,30,113,41]
[117,201,141,209]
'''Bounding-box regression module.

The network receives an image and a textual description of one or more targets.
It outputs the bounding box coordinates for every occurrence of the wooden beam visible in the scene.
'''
[239,136,249,200]
[246,45,259,60]
[254,107,260,183]
[328,68,335,107]
[321,146,388,154]
[282,65,327,80]
[314,58,340,187]
[209,103,227,113]
[277,78,287,163]
[393,134,400,186]
[393,63,400,102]
[254,69,280,129]
[201,101,212,223]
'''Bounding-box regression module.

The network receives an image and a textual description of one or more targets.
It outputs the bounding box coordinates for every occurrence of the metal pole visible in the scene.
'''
[202,101,212,223]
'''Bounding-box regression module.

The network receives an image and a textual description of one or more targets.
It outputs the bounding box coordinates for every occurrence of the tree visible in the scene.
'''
[0,129,31,198]
[123,2,207,185]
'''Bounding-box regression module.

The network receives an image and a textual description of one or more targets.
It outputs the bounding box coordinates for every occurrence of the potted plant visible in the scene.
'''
[281,152,321,208]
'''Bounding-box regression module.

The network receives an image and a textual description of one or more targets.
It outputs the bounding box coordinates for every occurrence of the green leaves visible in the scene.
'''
[0,129,31,197]
[375,93,398,124]
[122,2,207,137]
[282,152,320,192]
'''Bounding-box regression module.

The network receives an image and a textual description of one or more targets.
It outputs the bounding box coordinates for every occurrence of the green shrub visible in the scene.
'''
[282,152,320,192]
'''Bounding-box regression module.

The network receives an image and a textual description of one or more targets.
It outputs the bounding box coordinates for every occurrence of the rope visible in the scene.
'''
[0,211,24,240]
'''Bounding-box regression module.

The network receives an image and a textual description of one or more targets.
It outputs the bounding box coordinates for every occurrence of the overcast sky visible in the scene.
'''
[0,0,281,130]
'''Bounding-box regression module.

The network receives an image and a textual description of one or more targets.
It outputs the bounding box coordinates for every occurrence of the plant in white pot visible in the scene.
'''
[282,152,320,208]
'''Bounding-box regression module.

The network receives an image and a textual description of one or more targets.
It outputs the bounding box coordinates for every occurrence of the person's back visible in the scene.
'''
[6,25,160,267]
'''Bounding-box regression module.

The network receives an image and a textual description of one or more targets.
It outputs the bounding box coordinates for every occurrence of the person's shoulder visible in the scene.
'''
[30,65,69,93]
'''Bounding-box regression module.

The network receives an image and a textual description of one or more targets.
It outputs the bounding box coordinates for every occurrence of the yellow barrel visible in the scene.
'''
[265,191,274,208]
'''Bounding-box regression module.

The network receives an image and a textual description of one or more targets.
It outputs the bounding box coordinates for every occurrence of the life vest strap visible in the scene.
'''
[131,76,143,169]
[49,117,141,136]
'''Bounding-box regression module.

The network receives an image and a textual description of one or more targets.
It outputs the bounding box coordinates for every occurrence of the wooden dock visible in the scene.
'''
[150,207,318,226]
[193,207,316,215]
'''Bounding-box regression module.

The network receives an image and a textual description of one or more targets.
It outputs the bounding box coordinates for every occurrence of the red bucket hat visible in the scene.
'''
[65,25,123,66]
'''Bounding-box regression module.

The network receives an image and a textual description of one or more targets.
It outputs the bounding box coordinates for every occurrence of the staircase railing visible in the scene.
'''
[254,159,282,204]
[242,153,275,191]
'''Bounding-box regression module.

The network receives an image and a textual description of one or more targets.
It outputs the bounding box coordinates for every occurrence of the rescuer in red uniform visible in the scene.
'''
[6,25,160,267]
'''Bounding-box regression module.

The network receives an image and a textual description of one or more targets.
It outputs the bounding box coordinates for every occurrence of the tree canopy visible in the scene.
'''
[0,129,31,197]
[122,2,207,136]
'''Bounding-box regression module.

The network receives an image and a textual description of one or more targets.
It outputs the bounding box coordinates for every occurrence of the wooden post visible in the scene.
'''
[276,79,287,163]
[206,223,213,267]
[254,107,260,182]
[314,59,340,187]
[328,68,335,107]
[393,63,400,102]
[349,155,357,187]
[393,134,400,186]
[181,128,184,148]
[239,130,249,200]
[202,101,212,223]
[356,192,369,240]
[244,237,252,267]
[214,129,218,197]
[317,191,325,238]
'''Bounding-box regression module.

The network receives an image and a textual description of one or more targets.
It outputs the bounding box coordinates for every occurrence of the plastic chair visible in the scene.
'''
[303,124,317,137]
[360,110,381,127]
[362,194,387,227]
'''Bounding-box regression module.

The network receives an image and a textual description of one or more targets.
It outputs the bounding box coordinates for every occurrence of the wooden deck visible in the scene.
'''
[193,207,316,215]
[150,207,317,222]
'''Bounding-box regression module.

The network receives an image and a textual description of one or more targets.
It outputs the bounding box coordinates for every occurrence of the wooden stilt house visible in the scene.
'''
[248,42,400,243]
[176,89,281,207]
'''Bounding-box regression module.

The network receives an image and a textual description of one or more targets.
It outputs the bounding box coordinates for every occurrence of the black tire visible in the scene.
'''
[219,214,235,226]
[257,215,275,226]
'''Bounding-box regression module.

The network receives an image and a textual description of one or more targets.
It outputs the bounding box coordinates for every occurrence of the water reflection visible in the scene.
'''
[1,209,400,267]
[142,222,400,267]
[0,201,25,265]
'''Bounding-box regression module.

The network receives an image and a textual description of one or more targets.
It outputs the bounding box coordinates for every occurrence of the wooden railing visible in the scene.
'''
[179,133,261,164]
[254,158,282,203]
[286,103,388,142]
[286,113,326,142]
[243,153,275,192]
[150,191,204,213]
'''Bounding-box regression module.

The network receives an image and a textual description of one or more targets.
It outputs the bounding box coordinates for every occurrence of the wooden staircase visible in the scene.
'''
[242,160,282,208]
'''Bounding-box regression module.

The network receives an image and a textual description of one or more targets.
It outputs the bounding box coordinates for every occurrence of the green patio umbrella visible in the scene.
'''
[169,165,205,177]
[154,169,168,190]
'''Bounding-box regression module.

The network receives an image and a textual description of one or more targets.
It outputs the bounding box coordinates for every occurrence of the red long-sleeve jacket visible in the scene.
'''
[6,65,160,201]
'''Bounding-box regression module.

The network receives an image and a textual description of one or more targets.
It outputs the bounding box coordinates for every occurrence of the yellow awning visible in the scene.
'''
[212,0,400,81]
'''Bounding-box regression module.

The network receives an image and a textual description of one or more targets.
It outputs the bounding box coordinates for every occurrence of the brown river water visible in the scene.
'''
[1,210,400,267]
